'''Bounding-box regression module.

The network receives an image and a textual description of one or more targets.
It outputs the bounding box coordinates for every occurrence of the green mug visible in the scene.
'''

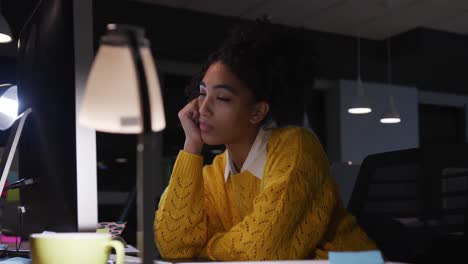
[30,232,124,264]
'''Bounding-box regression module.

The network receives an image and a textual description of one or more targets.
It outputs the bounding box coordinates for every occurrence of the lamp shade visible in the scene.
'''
[0,85,18,130]
[79,25,165,133]
[0,14,12,43]
[348,78,372,114]
[380,95,401,124]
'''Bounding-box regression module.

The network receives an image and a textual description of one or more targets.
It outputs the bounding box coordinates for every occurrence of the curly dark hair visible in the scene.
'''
[186,17,315,126]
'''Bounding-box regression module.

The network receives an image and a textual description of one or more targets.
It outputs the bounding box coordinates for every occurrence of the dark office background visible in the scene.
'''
[0,0,467,247]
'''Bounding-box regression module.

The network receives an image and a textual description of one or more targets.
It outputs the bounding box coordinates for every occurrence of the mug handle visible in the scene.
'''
[106,240,125,264]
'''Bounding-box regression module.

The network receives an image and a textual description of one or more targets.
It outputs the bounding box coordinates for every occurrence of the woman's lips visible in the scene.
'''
[199,121,214,132]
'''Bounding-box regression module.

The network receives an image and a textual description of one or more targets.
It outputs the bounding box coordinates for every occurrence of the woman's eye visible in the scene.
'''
[217,97,230,102]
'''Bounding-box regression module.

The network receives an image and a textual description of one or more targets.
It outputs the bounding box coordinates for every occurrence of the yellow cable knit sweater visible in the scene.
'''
[154,127,377,260]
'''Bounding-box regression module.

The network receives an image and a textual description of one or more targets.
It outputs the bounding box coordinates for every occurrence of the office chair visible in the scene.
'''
[348,144,468,263]
[348,148,428,262]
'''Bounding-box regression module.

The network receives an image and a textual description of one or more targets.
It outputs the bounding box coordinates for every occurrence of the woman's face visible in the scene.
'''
[198,62,267,145]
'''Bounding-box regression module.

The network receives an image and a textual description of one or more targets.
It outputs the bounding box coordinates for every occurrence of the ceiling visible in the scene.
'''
[135,0,468,40]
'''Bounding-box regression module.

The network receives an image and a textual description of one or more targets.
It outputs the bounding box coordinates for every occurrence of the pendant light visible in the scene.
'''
[348,35,372,114]
[0,0,12,43]
[302,104,311,129]
[380,38,401,124]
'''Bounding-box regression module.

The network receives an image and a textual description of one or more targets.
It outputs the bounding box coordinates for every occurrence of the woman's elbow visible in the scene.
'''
[155,237,201,259]
[154,228,204,259]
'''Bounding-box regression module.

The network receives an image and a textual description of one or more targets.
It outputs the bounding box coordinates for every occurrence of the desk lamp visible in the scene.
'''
[0,84,19,130]
[0,84,33,198]
[79,24,165,264]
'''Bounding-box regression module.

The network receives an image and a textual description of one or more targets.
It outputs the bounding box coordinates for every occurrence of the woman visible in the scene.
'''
[154,19,378,260]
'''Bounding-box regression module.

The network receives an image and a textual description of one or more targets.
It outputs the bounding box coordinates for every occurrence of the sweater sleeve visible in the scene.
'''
[154,150,224,259]
[200,128,337,260]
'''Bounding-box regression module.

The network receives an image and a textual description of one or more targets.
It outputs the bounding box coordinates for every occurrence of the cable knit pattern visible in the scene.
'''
[154,127,377,260]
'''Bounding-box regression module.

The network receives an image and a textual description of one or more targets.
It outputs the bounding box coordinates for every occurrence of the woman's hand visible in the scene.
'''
[178,98,204,154]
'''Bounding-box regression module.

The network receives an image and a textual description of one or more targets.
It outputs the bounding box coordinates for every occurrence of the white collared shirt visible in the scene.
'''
[224,128,272,182]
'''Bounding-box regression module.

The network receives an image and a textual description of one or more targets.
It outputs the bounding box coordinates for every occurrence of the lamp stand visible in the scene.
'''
[137,132,161,262]
[126,28,159,263]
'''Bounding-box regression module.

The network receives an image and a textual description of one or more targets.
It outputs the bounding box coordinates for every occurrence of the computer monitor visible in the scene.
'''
[15,0,97,238]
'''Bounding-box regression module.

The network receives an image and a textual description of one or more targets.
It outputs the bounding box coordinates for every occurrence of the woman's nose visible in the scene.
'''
[199,96,212,116]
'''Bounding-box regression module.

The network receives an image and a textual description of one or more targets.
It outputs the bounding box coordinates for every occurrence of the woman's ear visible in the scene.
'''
[249,101,270,125]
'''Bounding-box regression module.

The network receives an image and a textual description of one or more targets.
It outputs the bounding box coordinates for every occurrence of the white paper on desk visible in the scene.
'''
[108,254,140,263]
[125,244,139,253]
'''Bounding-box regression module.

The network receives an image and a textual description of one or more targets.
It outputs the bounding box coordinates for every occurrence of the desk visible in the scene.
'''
[101,256,410,264]
[1,241,30,259]
[153,261,407,264]
[3,246,409,264]
[2,254,410,264]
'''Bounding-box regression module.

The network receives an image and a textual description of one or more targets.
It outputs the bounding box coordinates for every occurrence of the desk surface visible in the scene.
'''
[2,254,409,264]
[5,243,408,264]
[107,255,410,264]
[154,261,407,264]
